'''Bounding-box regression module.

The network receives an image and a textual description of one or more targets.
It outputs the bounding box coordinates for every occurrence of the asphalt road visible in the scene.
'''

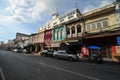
[0,50,120,80]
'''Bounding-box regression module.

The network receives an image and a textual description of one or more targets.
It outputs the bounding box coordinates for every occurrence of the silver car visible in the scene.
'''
[53,50,78,61]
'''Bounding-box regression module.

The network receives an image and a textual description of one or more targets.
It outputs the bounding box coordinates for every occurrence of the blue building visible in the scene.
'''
[52,25,66,42]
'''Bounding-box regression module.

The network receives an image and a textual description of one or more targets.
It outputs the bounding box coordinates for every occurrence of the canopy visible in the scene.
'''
[88,46,101,49]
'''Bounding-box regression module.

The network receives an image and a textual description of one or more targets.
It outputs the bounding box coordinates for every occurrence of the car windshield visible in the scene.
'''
[66,51,73,54]
[0,0,120,80]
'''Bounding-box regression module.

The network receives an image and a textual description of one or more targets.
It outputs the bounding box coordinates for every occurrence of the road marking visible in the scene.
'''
[0,67,6,80]
[39,62,100,80]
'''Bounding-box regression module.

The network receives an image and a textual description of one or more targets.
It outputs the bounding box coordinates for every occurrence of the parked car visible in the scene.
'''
[12,49,18,52]
[41,50,53,57]
[53,50,78,61]
[22,49,29,54]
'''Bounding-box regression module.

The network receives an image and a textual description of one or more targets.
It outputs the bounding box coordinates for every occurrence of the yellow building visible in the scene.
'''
[83,2,120,62]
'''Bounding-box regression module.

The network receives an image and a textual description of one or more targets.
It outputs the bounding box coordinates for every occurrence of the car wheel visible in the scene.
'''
[55,55,58,59]
[41,53,44,56]
[68,57,73,61]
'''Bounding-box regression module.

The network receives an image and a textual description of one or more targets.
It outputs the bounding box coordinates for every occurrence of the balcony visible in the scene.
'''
[72,34,77,37]
[67,35,72,38]
[78,33,82,37]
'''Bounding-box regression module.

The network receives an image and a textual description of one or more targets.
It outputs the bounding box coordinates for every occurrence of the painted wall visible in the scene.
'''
[37,32,44,43]
[84,6,118,33]
[44,29,52,46]
[52,25,66,42]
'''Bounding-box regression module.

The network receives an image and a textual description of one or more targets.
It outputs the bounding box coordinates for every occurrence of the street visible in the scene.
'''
[0,50,120,80]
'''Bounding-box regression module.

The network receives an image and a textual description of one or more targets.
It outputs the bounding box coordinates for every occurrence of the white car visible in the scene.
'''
[13,49,18,52]
[41,50,53,57]
[53,50,78,61]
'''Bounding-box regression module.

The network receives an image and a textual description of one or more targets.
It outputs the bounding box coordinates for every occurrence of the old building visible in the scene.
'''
[63,8,84,54]
[36,27,45,52]
[51,8,83,52]
[83,2,120,61]
[15,32,29,51]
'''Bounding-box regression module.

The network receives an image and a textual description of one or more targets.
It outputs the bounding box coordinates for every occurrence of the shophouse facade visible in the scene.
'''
[51,25,67,50]
[83,2,120,61]
[64,8,84,54]
[44,20,53,49]
[37,27,45,52]
[27,33,37,53]
[15,32,29,50]
[51,8,83,52]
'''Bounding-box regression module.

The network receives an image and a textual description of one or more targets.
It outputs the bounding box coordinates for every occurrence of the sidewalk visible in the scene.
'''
[79,58,120,66]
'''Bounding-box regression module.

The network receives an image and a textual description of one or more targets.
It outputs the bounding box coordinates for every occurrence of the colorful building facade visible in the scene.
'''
[83,2,120,61]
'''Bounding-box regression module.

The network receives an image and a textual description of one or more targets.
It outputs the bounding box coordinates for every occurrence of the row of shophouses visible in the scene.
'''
[15,2,120,62]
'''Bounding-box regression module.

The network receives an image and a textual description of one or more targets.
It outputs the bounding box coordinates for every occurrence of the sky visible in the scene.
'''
[0,0,115,42]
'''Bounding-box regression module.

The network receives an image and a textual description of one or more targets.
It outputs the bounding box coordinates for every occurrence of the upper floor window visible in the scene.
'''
[62,29,65,37]
[72,26,75,34]
[67,28,70,35]
[102,20,108,28]
[92,23,97,30]
[72,11,75,14]
[97,22,102,29]
[77,25,81,33]
[56,30,59,40]
[59,17,64,22]
[53,31,55,40]
[60,29,63,39]
[53,22,57,25]
[86,24,91,31]
[55,30,57,39]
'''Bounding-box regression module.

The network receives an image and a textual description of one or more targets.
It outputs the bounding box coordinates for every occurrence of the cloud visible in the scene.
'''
[99,0,114,7]
[1,0,51,23]
[82,0,114,13]
[0,0,55,40]
[82,5,96,13]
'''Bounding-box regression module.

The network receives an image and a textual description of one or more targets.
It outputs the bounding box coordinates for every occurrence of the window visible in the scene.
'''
[68,14,70,17]
[59,17,64,22]
[77,25,81,33]
[67,28,70,35]
[55,30,57,40]
[60,29,62,39]
[58,29,61,39]
[72,26,75,34]
[62,29,65,37]
[92,23,96,30]
[68,15,73,19]
[102,20,108,28]
[53,31,55,40]
[86,24,91,31]
[97,22,101,29]
[72,11,75,14]
[53,22,57,25]
[57,30,59,39]
[68,12,73,19]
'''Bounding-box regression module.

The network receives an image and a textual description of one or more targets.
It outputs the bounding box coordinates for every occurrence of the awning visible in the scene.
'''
[88,46,101,49]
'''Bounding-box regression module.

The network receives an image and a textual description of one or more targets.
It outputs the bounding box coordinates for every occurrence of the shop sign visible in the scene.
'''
[82,47,89,56]
[51,43,60,47]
